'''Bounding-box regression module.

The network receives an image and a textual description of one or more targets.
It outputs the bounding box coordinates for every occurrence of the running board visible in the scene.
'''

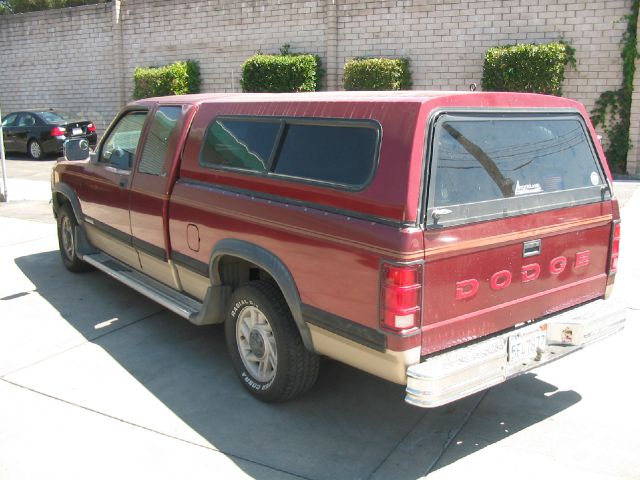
[82,253,202,320]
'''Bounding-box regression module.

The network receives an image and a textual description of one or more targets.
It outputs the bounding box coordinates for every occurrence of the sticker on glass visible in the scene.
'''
[514,180,543,196]
[590,171,600,186]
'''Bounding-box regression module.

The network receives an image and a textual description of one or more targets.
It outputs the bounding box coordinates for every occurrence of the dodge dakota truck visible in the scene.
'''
[52,91,626,407]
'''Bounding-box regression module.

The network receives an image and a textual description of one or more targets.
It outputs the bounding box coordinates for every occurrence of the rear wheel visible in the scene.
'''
[57,204,92,272]
[28,139,44,160]
[225,280,319,402]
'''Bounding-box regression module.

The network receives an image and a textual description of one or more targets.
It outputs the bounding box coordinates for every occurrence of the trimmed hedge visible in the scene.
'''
[343,57,412,91]
[241,51,322,93]
[482,42,575,96]
[0,0,108,14]
[132,60,200,100]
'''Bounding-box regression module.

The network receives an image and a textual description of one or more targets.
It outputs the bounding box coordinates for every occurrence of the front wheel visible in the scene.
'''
[56,204,92,272]
[225,281,319,402]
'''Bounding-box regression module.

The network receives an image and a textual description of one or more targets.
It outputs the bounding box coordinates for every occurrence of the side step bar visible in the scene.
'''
[82,253,202,320]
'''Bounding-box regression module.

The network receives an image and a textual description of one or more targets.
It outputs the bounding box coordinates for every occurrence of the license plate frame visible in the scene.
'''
[507,323,547,365]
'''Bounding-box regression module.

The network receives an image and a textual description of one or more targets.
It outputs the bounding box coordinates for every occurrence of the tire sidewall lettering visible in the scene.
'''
[232,297,277,392]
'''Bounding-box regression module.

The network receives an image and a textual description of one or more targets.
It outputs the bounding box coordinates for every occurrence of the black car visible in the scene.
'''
[1,109,98,160]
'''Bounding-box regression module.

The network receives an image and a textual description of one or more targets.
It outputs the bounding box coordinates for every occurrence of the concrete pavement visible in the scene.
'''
[1,160,639,479]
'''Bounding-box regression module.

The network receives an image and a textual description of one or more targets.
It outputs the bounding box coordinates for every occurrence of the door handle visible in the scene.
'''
[119,178,128,188]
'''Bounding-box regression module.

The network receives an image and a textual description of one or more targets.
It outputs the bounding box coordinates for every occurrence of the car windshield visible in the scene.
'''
[38,111,81,123]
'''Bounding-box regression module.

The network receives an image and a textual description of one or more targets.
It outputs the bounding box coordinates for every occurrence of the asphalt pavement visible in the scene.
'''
[1,157,639,479]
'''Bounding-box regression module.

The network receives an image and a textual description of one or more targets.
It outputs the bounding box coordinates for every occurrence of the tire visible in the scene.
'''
[225,280,320,402]
[28,139,44,160]
[56,203,92,273]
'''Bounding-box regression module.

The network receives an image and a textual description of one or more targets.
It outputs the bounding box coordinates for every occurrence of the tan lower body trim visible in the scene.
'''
[137,251,180,290]
[175,265,209,302]
[308,324,420,385]
[604,283,615,299]
[85,224,140,269]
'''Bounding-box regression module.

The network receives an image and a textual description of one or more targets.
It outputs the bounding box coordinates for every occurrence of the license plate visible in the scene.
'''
[72,128,82,136]
[508,323,547,364]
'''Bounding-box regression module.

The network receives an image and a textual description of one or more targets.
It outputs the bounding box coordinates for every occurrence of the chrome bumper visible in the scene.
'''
[405,298,627,408]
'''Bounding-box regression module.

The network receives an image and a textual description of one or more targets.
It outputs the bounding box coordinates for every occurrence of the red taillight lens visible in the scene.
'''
[87,123,96,133]
[380,263,423,333]
[50,126,66,136]
[609,222,621,274]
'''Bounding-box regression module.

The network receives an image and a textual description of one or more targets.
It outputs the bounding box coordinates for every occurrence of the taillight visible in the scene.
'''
[50,126,66,136]
[87,123,96,133]
[609,222,621,274]
[380,262,423,333]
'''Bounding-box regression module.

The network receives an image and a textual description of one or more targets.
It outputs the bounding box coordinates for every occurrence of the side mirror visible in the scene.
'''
[64,138,90,161]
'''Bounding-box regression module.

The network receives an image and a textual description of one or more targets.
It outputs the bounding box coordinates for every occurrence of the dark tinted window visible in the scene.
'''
[428,114,608,227]
[17,114,36,127]
[139,106,181,175]
[201,119,279,172]
[274,123,378,186]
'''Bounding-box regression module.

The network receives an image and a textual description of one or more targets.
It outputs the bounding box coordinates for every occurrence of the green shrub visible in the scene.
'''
[132,60,200,100]
[482,42,576,96]
[343,57,412,91]
[240,48,322,93]
[0,0,108,14]
[591,0,639,173]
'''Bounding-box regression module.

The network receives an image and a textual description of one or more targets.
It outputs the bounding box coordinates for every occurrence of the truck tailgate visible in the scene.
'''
[421,204,612,355]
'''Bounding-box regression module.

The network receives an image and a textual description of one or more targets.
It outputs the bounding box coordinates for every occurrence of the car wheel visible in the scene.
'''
[28,139,44,160]
[57,203,92,273]
[225,280,320,402]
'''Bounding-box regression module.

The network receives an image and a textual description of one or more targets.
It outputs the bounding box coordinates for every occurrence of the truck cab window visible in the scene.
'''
[99,111,148,170]
[138,106,182,175]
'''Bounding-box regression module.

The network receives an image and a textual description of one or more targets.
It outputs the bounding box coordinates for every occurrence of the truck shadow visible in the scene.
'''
[13,250,581,480]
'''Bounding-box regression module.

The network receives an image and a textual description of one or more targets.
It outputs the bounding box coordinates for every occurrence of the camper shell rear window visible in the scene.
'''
[426,112,610,228]
[199,116,381,190]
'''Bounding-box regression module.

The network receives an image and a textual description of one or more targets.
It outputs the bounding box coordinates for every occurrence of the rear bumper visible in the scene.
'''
[405,298,626,408]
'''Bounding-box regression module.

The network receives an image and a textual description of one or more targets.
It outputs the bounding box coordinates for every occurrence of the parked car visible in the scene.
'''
[1,109,97,160]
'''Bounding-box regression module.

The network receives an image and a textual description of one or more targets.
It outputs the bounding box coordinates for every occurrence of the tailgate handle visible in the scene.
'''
[523,239,541,258]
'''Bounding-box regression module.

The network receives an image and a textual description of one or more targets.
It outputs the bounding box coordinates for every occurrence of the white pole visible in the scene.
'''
[0,105,7,203]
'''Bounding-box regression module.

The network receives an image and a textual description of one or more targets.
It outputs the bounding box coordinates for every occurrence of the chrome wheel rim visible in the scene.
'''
[236,305,277,383]
[61,215,74,260]
[30,141,42,159]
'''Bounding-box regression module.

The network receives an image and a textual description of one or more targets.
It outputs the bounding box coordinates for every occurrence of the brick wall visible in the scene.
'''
[1,0,636,173]
[0,3,118,133]
[335,0,629,120]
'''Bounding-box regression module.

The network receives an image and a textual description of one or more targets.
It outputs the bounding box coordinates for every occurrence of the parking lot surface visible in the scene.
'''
[1,157,639,479]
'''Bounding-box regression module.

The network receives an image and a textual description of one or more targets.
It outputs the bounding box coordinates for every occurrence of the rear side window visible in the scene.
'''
[274,123,378,186]
[138,106,182,175]
[427,113,609,227]
[17,114,37,127]
[201,119,279,173]
[199,116,380,189]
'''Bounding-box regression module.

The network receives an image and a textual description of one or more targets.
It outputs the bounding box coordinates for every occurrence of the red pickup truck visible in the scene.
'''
[52,91,626,407]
